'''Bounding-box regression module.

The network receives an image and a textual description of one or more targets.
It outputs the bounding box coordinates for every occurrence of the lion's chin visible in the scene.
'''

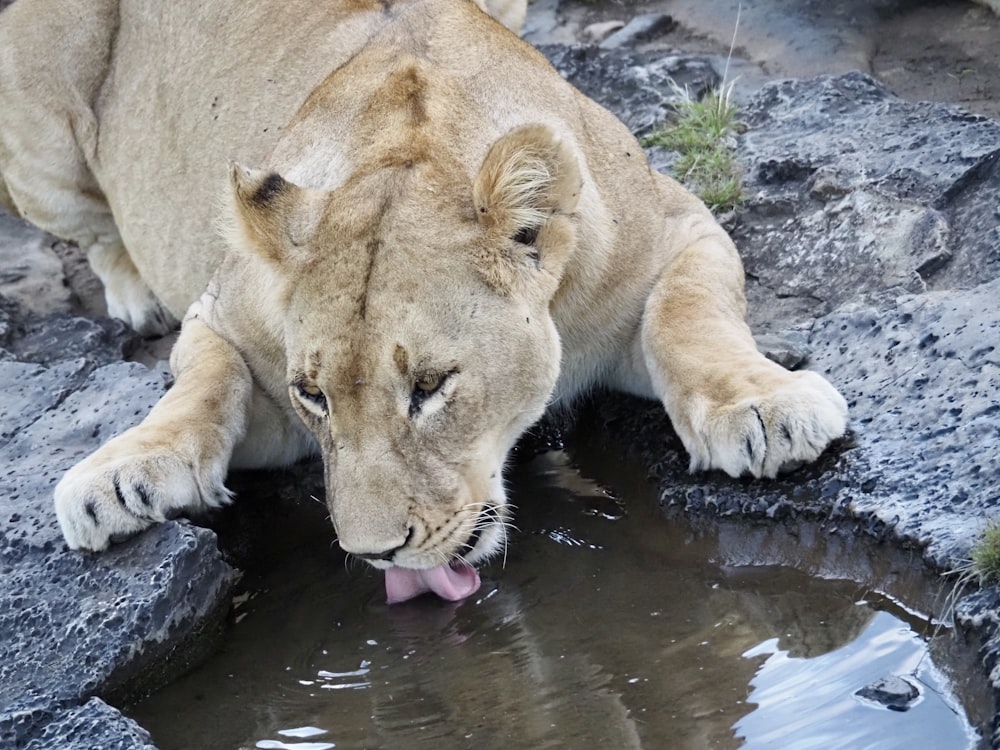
[384,561,481,604]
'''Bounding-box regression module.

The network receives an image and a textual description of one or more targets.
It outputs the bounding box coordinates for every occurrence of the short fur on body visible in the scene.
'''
[0,0,847,564]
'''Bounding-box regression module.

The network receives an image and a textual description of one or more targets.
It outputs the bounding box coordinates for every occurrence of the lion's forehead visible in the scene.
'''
[288,228,498,350]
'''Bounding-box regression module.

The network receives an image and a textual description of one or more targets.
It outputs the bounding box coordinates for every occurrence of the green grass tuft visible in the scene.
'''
[938,521,1000,631]
[641,84,744,214]
[971,522,1000,585]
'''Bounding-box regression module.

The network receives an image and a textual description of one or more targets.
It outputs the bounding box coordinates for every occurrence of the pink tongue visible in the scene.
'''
[384,562,481,605]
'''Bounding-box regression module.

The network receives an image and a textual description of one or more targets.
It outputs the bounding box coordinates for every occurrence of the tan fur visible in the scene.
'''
[0,0,846,560]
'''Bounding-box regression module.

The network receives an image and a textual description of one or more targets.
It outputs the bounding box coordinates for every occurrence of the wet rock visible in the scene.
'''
[855,675,920,712]
[754,331,811,370]
[19,697,157,750]
[582,20,624,44]
[598,13,676,50]
[539,45,719,138]
[734,72,1000,331]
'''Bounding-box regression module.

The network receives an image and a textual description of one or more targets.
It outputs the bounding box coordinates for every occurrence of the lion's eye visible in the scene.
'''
[294,381,328,413]
[409,371,453,417]
[415,374,443,394]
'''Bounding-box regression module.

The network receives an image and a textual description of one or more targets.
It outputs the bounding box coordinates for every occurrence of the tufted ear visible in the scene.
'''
[473,125,581,287]
[227,163,324,263]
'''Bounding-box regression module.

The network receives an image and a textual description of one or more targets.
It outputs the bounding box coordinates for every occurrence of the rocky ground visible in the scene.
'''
[2,1,1000,748]
[527,0,1000,122]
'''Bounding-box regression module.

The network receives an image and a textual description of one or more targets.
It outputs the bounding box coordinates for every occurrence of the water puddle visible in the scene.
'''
[127,451,988,749]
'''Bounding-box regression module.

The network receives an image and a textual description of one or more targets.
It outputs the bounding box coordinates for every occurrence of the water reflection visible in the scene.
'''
[128,452,982,749]
[737,611,980,749]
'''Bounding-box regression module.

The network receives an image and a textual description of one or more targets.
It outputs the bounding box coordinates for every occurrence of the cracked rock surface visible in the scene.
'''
[0,292,234,748]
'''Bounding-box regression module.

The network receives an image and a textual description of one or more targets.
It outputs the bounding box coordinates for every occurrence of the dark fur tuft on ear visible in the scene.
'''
[226,163,323,262]
[252,172,288,206]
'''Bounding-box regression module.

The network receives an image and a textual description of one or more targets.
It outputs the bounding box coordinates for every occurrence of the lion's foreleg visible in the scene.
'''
[640,231,847,479]
[54,317,252,550]
[86,238,179,337]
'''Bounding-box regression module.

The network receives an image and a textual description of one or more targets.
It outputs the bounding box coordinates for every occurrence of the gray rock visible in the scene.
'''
[20,698,157,750]
[598,13,676,50]
[520,0,576,46]
[734,72,1000,330]
[0,210,72,317]
[0,295,234,749]
[582,20,625,44]
[808,282,1000,567]
[0,292,139,368]
[855,675,921,711]
[754,331,811,370]
[539,44,720,138]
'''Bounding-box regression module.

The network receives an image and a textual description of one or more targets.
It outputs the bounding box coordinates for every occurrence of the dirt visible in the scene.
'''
[534,0,1000,122]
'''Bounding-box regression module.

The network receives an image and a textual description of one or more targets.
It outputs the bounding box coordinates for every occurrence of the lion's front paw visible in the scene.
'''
[105,278,179,338]
[87,240,179,337]
[54,444,232,551]
[683,369,848,479]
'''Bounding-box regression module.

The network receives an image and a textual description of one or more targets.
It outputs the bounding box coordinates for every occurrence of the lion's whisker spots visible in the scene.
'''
[429,546,451,567]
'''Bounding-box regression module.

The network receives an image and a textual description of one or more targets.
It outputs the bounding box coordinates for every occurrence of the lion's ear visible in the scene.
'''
[227,164,323,263]
[473,124,581,282]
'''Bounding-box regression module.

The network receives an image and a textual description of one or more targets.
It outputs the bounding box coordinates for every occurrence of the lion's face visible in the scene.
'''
[283,222,562,570]
[229,125,581,571]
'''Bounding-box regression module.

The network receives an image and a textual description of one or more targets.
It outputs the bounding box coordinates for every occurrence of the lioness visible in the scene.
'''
[0,0,846,602]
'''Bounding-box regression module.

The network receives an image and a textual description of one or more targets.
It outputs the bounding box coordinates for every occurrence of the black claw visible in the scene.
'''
[747,406,767,463]
[112,476,128,508]
[84,501,98,524]
[781,423,793,444]
[135,483,153,508]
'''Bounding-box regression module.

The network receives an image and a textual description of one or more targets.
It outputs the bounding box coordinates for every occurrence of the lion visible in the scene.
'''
[0,0,846,602]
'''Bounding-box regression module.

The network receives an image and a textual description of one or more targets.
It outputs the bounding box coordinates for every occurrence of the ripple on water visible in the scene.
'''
[127,452,985,750]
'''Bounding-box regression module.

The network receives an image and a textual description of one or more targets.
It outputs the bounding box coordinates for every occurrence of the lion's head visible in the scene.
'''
[228,124,581,598]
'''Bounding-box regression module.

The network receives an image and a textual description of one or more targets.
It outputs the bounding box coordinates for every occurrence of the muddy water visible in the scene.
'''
[128,450,987,750]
